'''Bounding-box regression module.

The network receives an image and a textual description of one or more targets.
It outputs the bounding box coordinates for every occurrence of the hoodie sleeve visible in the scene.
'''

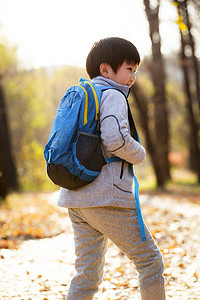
[100,89,146,165]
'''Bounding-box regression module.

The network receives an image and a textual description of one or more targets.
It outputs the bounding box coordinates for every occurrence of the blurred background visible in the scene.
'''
[0,0,200,199]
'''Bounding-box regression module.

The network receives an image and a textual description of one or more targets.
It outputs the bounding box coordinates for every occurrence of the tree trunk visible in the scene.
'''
[176,0,200,182]
[0,77,18,199]
[186,0,200,113]
[131,82,165,186]
[141,0,170,185]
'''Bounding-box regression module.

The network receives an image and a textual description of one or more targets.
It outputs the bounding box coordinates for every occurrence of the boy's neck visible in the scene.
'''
[92,76,130,97]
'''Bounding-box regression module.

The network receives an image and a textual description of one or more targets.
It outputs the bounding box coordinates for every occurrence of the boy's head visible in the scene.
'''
[86,37,140,80]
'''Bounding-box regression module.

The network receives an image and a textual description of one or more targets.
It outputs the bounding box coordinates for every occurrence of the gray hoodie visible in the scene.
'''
[57,76,146,209]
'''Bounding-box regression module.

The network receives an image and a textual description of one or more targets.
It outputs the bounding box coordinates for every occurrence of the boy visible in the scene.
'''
[57,37,166,300]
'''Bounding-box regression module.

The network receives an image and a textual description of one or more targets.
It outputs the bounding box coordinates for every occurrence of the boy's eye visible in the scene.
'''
[127,67,137,73]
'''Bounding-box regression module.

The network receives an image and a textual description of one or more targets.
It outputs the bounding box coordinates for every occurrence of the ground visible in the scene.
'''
[0,191,200,300]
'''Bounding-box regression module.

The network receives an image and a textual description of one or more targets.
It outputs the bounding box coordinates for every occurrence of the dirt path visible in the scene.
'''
[0,192,200,299]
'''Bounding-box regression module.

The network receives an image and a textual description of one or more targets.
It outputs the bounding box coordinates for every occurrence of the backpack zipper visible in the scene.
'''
[120,161,124,179]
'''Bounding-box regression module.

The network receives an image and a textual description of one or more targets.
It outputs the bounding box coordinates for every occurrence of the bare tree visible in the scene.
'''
[173,0,200,182]
[132,82,166,186]
[131,0,170,187]
[0,77,18,199]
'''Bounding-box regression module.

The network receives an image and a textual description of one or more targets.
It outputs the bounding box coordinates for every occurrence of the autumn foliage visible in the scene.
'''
[0,193,67,249]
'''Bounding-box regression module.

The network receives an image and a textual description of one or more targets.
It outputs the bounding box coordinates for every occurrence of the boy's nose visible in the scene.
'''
[130,73,136,84]
[131,72,136,80]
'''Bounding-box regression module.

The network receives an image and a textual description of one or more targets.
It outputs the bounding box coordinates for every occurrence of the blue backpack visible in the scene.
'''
[44,78,114,190]
[44,78,147,241]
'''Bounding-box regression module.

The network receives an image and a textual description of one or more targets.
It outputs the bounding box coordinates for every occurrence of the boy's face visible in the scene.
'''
[101,62,138,87]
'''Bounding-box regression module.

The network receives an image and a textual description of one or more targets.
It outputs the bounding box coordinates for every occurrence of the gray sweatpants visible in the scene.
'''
[67,206,166,300]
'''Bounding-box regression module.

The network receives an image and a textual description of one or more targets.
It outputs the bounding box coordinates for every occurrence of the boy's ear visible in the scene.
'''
[100,63,109,78]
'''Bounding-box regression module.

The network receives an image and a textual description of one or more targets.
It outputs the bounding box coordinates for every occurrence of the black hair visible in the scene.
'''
[86,37,140,79]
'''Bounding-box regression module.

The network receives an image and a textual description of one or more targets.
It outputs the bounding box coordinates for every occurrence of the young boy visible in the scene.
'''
[57,37,166,300]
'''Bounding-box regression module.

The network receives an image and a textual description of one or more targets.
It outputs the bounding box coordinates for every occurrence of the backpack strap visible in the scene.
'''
[129,164,147,241]
[76,82,99,126]
[78,79,106,126]
[76,84,89,126]
[84,81,100,121]
[106,157,147,242]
